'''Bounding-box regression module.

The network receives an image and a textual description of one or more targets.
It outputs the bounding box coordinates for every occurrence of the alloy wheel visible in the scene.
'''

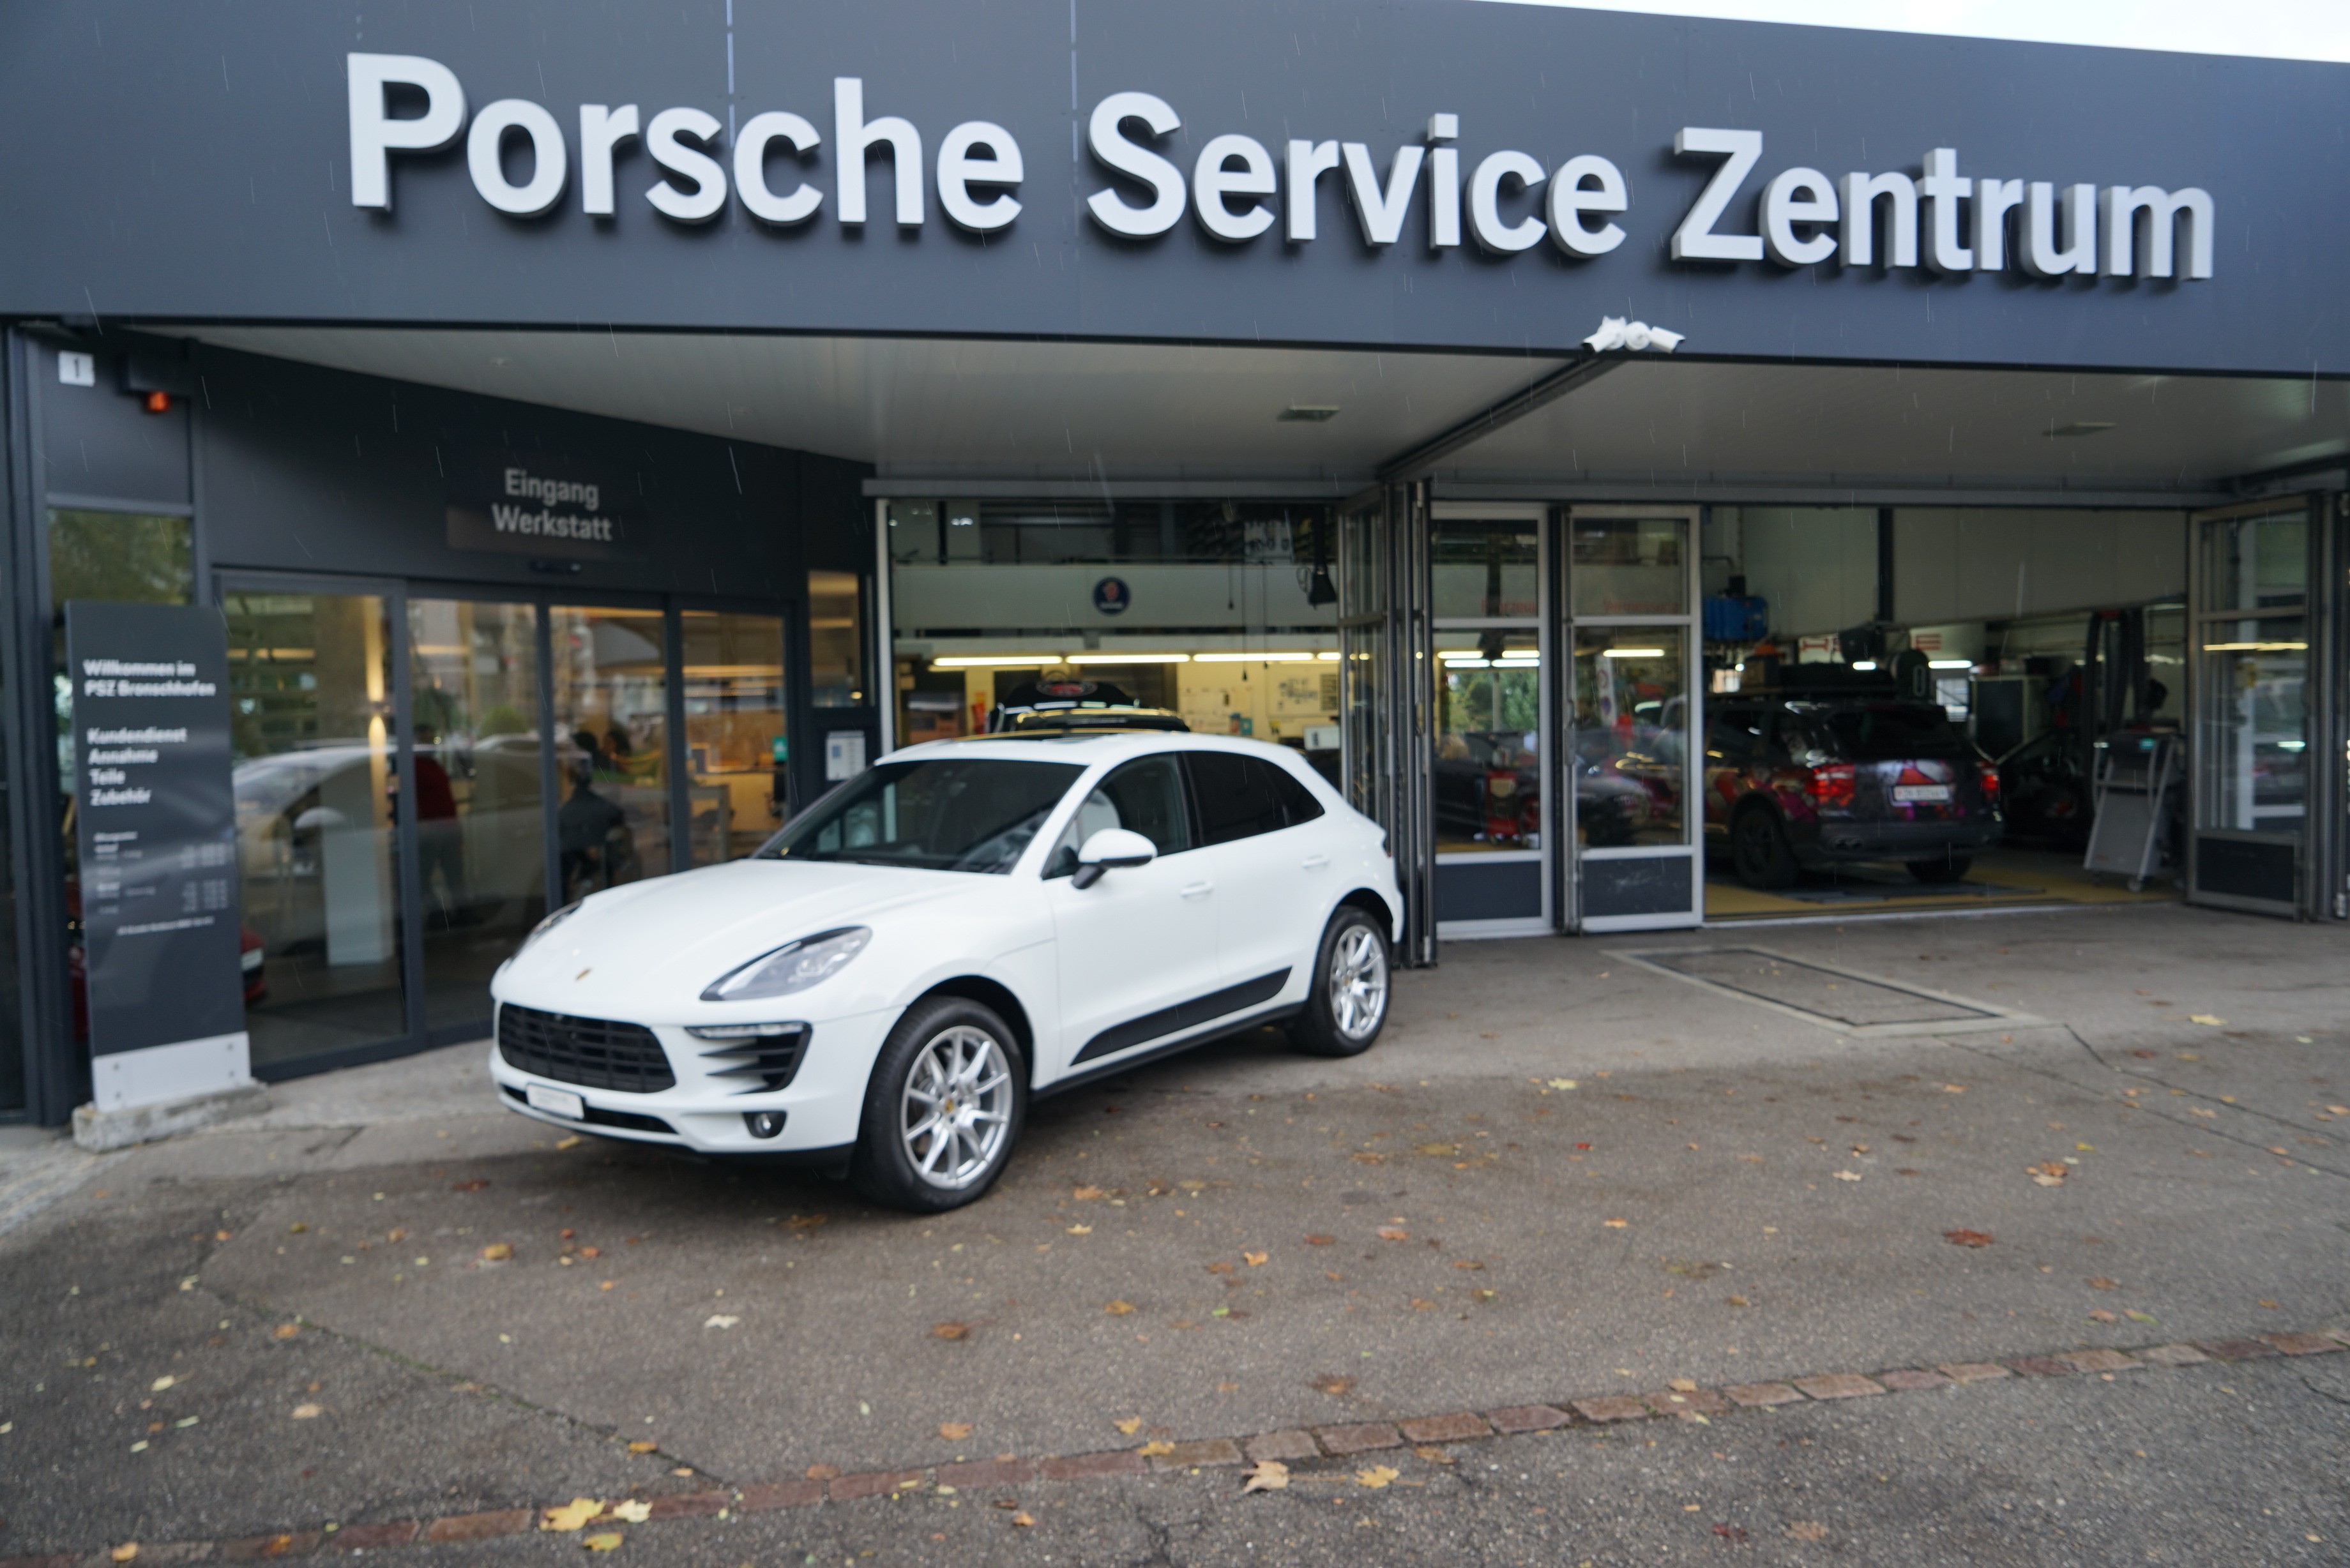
[1328,923,1389,1040]
[899,1026,1014,1189]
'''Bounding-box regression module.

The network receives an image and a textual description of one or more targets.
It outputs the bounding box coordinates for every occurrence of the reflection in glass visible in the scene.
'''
[1434,635,1541,853]
[2195,619,2307,833]
[227,592,408,1069]
[809,570,864,707]
[1570,516,1688,616]
[1337,506,1389,824]
[1430,520,1538,619]
[683,612,789,863]
[2198,509,2306,614]
[409,599,546,1030]
[550,607,670,900]
[1571,632,1687,847]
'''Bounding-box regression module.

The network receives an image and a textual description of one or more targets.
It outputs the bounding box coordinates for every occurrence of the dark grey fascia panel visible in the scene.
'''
[0,1,2342,376]
[1431,480,2236,509]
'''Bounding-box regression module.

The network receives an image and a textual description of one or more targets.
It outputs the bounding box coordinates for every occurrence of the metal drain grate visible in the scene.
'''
[1609,946,2045,1036]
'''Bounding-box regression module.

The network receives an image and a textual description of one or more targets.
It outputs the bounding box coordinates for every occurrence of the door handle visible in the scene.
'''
[1301,854,1330,870]
[1179,880,1214,899]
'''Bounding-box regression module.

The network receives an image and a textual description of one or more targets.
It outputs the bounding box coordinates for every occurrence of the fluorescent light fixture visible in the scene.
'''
[1190,651,1335,663]
[1928,659,1975,670]
[1437,651,1491,664]
[2200,641,2307,652]
[929,654,1063,668]
[1600,647,1665,659]
[1493,657,1541,667]
[1850,660,1878,671]
[1445,658,1492,669]
[1066,652,1190,664]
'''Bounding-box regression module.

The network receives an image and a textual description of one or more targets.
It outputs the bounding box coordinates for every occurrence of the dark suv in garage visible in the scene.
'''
[1702,698,2002,888]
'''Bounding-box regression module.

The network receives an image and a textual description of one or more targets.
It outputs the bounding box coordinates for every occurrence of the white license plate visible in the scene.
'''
[526,1083,585,1120]
[1893,784,1952,803]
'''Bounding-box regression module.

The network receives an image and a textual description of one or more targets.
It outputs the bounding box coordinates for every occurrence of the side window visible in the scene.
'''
[1264,759,1326,826]
[1706,708,1759,762]
[1183,751,1288,846]
[1043,755,1192,878]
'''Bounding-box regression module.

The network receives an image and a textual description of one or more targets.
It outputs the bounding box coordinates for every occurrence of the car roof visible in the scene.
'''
[902,731,1314,767]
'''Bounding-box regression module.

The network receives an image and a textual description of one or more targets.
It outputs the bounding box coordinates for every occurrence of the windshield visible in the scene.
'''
[1802,704,1972,762]
[758,758,1084,873]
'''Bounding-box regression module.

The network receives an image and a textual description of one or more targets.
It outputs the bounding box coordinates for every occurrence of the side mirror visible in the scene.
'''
[1072,827,1156,889]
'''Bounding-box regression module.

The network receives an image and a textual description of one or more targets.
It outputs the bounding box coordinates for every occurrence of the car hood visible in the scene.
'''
[497,857,990,1014]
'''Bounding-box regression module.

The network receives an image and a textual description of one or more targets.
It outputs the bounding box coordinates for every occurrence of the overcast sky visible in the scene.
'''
[1488,0,2350,63]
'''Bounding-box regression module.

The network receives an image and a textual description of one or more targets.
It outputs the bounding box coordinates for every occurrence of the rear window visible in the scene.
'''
[1805,704,1972,762]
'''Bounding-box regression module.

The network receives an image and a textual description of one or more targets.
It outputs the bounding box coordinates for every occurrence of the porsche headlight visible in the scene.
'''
[701,927,872,1003]
[517,900,582,954]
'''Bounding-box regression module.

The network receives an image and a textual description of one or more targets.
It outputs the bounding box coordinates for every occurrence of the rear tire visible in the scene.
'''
[1731,804,1800,890]
[1907,854,1973,885]
[1287,905,1390,1058]
[849,996,1026,1214]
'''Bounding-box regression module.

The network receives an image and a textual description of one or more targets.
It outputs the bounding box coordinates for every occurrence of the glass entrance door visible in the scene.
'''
[1561,507,1702,931]
[2187,499,2313,916]
[1431,508,1549,935]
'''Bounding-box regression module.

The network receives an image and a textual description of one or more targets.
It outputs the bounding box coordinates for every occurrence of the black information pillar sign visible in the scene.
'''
[65,601,249,1110]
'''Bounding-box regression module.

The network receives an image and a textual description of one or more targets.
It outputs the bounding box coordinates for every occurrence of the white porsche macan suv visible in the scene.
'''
[489,733,1402,1211]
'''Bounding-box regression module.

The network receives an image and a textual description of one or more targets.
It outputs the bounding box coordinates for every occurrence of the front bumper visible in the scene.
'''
[486,1003,892,1155]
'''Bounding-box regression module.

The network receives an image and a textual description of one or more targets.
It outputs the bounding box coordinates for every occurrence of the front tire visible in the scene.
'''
[849,996,1026,1213]
[1731,804,1800,890]
[1288,905,1390,1058]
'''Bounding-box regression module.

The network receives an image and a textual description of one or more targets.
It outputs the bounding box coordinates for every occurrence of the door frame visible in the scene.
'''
[2183,496,2322,919]
[1557,504,1705,934]
[1430,501,1552,940]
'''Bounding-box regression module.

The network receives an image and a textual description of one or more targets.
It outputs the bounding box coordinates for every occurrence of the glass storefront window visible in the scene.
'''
[1571,631,1687,847]
[2199,511,2307,614]
[1570,515,1688,617]
[809,570,865,707]
[682,611,789,863]
[1431,520,1538,619]
[227,591,408,1070]
[550,606,670,900]
[408,599,546,1030]
[1434,634,1542,853]
[2195,619,2308,833]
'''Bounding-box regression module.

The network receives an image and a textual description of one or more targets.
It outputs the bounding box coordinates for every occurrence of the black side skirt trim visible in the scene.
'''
[1073,969,1292,1065]
[1040,1003,1304,1099]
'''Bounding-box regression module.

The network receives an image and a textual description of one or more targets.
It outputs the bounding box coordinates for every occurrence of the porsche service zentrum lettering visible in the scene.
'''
[348,54,2218,285]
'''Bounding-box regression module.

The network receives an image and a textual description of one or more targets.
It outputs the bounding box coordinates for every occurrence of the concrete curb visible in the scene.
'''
[12,1323,2344,1565]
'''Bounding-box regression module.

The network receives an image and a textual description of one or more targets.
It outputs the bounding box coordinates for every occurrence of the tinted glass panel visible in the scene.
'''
[1808,704,1971,762]
[1570,516,1687,615]
[1186,752,1288,845]
[682,611,789,863]
[1431,520,1538,618]
[1436,633,1541,853]
[1570,633,1686,847]
[1045,755,1191,877]
[1268,762,1324,825]
[550,607,669,899]
[2195,620,2307,833]
[762,758,1082,873]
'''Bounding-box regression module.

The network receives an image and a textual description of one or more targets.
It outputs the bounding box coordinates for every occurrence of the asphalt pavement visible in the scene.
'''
[3,901,2345,1565]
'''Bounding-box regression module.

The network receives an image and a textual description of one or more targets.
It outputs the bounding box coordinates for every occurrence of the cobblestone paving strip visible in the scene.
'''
[11,1325,2342,1567]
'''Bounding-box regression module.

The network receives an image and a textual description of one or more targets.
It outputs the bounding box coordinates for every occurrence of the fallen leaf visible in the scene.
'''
[1473,1288,1498,1302]
[1788,1520,1829,1542]
[1416,1143,1457,1156]
[1833,1171,1863,1182]
[1066,1225,1093,1235]
[291,1403,322,1420]
[451,1179,490,1192]
[607,1500,651,1523]
[2031,1173,2065,1187]
[1943,1230,1995,1248]
[480,1243,513,1262]
[2258,1299,2281,1309]
[582,1532,624,1551]
[1138,1440,1175,1458]
[1603,1218,1628,1229]
[272,1323,301,1340]
[805,1464,840,1481]
[1010,1512,1036,1527]
[150,1375,176,1392]
[1547,1078,1578,1090]
[1713,1524,1750,1543]
[628,1440,658,1453]
[288,1222,308,1233]
[1242,1458,1291,1493]
[1415,1445,1457,1465]
[2088,1309,2118,1323]
[387,1228,407,1242]
[1669,1377,1698,1392]
[1941,1084,1967,1094]
[703,1315,739,1329]
[1072,1185,1105,1200]
[2088,1277,2119,1290]
[1244,1251,1269,1267]
[933,1322,969,1341]
[941,1422,974,1441]
[1452,1259,1485,1271]
[1376,1227,1409,1242]
[1725,1295,1749,1307]
[1304,1233,1335,1246]
[1206,1262,1236,1275]
[1114,1417,1144,1435]
[1311,1374,1356,1396]
[1351,1152,1386,1165]
[2126,1309,2160,1323]
[556,1136,583,1150]
[111,1548,139,1564]
[1105,1300,1135,1316]
[542,1498,604,1533]
[1355,1465,1400,1489]
[2188,1014,2225,1026]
